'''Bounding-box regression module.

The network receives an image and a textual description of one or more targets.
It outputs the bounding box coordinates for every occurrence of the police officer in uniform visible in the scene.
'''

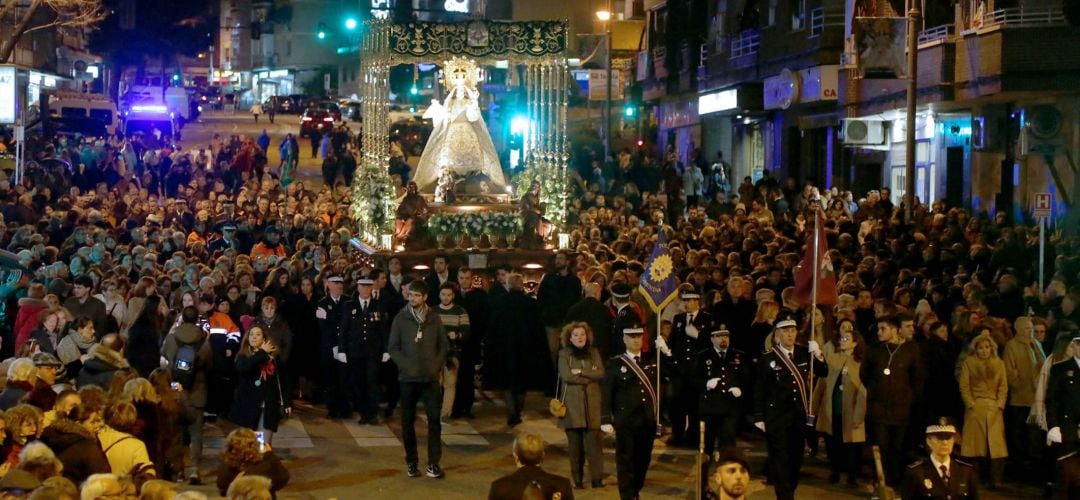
[695,325,747,459]
[1046,334,1080,451]
[668,291,713,447]
[602,326,661,500]
[752,315,826,500]
[341,277,388,425]
[316,275,350,418]
[610,284,648,358]
[901,417,980,499]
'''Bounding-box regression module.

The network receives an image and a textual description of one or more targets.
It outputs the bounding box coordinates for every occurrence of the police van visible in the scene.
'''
[47,91,119,135]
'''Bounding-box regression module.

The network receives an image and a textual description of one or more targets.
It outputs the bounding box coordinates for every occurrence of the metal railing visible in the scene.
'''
[982,6,1066,27]
[730,29,761,58]
[918,24,954,45]
[809,8,845,38]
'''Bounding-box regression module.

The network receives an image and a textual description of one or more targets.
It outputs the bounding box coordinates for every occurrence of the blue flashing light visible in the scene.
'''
[510,115,530,135]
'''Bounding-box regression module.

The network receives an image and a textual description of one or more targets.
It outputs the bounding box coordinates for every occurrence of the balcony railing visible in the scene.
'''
[918,24,954,45]
[808,8,845,38]
[966,7,1066,33]
[730,29,761,59]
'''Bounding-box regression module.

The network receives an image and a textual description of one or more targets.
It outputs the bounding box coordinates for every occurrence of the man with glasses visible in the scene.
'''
[388,280,449,479]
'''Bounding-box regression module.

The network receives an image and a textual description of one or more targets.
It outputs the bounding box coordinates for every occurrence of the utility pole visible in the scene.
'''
[904,0,920,222]
[597,0,614,164]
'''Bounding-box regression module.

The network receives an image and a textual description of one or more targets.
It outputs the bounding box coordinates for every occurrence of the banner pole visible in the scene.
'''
[656,303,663,437]
[809,209,820,417]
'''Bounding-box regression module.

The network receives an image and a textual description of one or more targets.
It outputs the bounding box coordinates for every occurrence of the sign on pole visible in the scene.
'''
[1034,192,1052,218]
[0,65,16,125]
[588,70,624,101]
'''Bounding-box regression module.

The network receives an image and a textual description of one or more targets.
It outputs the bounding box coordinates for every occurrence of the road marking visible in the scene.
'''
[202,418,314,450]
[419,416,490,446]
[342,420,402,447]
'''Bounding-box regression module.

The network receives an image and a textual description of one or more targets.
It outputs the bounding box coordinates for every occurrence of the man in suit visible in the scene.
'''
[602,326,662,500]
[423,255,456,306]
[565,282,615,358]
[1047,334,1080,452]
[488,433,574,500]
[340,277,388,425]
[901,417,980,499]
[696,325,747,459]
[316,275,350,418]
[386,257,409,296]
[372,268,405,419]
[451,266,485,419]
[668,291,713,447]
[752,315,826,500]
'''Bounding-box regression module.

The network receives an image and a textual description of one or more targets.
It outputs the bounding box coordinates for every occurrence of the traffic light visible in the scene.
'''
[624,104,635,117]
[317,22,327,40]
[345,18,358,30]
[410,85,418,95]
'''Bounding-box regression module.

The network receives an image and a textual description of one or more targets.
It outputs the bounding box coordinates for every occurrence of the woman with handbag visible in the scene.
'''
[230,326,291,447]
[557,321,606,489]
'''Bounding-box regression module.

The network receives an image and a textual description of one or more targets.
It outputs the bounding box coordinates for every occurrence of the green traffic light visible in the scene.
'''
[410,86,418,95]
[624,106,635,117]
[318,31,326,39]
[345,18,357,30]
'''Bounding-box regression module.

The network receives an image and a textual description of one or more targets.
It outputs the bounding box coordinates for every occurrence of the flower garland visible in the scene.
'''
[427,212,522,239]
[512,161,569,229]
[350,161,397,241]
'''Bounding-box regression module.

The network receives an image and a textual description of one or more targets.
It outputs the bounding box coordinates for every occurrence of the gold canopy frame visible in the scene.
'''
[352,19,571,250]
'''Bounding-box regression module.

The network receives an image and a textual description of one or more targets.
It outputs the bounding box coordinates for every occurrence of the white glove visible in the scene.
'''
[600,424,615,434]
[754,421,766,432]
[728,387,742,398]
[706,378,720,390]
[655,336,672,356]
[316,307,327,319]
[382,352,391,363]
[808,340,822,358]
[685,324,699,339]
[1048,426,1063,444]
[332,346,347,363]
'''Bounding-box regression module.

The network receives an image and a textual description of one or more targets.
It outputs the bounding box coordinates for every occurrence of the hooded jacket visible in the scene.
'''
[76,344,130,389]
[13,297,47,353]
[161,323,213,407]
[39,418,110,484]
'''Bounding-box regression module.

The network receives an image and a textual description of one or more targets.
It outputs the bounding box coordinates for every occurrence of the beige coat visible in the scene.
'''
[1003,334,1045,407]
[557,346,604,430]
[815,351,867,443]
[958,355,1008,458]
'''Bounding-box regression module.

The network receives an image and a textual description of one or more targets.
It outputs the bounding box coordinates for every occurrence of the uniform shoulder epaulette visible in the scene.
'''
[953,458,973,467]
[1051,357,1075,366]
[1057,451,1079,462]
[907,459,924,468]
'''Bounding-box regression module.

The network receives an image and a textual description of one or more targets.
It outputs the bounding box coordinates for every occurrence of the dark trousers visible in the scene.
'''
[566,428,603,484]
[871,420,908,486]
[702,409,739,457]
[348,353,380,419]
[764,418,807,500]
[380,360,400,416]
[324,351,349,418]
[1005,405,1039,477]
[505,389,526,422]
[400,381,442,466]
[614,419,656,500]
[669,375,698,445]
[451,351,476,417]
[825,434,862,480]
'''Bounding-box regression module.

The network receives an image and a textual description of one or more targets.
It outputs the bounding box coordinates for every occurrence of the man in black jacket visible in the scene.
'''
[316,275,349,418]
[602,326,660,500]
[667,291,713,448]
[901,418,979,500]
[340,277,387,425]
[565,282,615,358]
[696,326,747,459]
[538,250,583,364]
[861,315,926,486]
[1046,334,1080,451]
[753,315,826,500]
[487,433,574,500]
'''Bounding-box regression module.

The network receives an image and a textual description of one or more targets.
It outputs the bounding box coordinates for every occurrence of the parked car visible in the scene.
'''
[299,103,342,138]
[265,95,298,114]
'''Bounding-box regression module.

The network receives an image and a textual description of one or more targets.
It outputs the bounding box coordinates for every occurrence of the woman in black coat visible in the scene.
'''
[125,295,167,377]
[229,325,291,445]
[283,276,321,398]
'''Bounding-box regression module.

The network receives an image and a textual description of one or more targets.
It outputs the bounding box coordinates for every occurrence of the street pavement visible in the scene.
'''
[171,112,1043,499]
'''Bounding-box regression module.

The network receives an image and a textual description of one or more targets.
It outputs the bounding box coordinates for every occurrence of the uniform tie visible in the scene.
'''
[940,464,949,486]
[633,355,641,365]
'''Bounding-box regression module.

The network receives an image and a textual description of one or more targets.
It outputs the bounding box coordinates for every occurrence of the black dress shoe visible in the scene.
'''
[591,480,604,488]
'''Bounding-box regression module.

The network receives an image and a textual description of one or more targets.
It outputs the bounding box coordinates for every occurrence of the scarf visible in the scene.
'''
[56,333,97,365]
[408,304,428,325]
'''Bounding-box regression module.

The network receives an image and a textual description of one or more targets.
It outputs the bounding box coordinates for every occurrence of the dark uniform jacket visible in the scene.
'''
[487,464,575,500]
[316,295,348,354]
[694,347,747,415]
[753,346,827,426]
[669,311,713,376]
[1046,358,1080,445]
[900,457,979,499]
[339,297,388,358]
[1057,451,1080,500]
[610,302,648,356]
[602,354,660,427]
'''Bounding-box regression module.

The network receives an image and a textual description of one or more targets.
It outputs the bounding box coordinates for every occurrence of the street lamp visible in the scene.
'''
[596,5,613,164]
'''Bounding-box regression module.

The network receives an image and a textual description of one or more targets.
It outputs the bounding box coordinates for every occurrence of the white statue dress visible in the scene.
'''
[412,79,506,192]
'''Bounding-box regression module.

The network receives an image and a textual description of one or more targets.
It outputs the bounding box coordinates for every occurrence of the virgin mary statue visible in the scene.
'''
[412,56,507,192]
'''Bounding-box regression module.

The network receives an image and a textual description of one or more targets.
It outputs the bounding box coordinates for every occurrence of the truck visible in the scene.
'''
[47,91,119,135]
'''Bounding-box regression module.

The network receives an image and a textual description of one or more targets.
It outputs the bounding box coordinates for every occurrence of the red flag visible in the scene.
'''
[793,210,838,306]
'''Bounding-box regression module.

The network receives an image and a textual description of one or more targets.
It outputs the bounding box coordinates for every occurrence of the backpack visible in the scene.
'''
[173,336,205,389]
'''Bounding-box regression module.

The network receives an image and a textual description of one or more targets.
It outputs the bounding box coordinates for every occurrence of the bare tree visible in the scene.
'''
[0,0,106,63]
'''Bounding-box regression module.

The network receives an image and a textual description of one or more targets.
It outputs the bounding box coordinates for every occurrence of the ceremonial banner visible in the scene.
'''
[639,227,678,313]
[793,210,838,306]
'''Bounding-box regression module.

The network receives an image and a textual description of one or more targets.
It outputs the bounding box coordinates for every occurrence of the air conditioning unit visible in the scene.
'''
[842,119,885,145]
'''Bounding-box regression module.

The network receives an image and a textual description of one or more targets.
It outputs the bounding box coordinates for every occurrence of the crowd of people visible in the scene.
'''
[0,120,1078,500]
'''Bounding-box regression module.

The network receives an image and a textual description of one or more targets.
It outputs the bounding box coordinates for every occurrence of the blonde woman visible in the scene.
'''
[958,332,1008,489]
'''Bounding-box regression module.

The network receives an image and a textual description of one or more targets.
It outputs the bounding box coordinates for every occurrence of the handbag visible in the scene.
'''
[548,372,567,418]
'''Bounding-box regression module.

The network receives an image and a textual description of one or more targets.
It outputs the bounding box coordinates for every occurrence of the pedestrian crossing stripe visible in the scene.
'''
[343,420,402,447]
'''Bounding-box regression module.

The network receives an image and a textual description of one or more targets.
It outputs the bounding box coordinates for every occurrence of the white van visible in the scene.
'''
[49,91,119,135]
